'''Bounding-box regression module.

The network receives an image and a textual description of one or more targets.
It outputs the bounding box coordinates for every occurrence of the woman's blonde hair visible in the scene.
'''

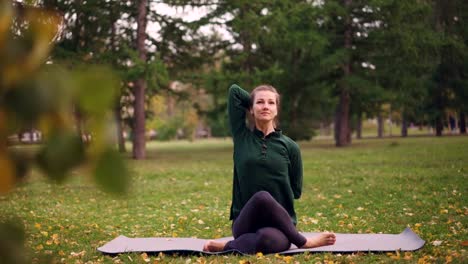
[247,84,281,129]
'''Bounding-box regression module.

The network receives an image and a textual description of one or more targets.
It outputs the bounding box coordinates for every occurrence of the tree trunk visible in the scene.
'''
[334,108,340,143]
[239,5,253,74]
[434,82,444,137]
[401,114,408,137]
[336,89,351,146]
[459,112,466,134]
[110,4,125,153]
[435,115,443,136]
[167,94,175,117]
[377,113,384,138]
[115,105,126,152]
[73,0,84,51]
[132,0,148,159]
[356,113,362,139]
[335,0,352,147]
[388,107,393,136]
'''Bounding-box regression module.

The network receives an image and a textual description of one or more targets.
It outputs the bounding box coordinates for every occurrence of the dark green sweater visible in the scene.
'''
[228,84,303,224]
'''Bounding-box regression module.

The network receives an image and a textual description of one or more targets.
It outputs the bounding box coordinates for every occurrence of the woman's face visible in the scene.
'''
[250,90,278,124]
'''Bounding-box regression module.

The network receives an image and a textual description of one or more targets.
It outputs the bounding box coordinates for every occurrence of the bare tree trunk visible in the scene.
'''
[401,113,408,137]
[336,89,351,146]
[356,113,362,139]
[109,4,126,153]
[435,115,443,136]
[115,105,126,152]
[459,112,466,134]
[72,0,84,51]
[239,5,253,75]
[336,0,352,147]
[377,113,384,138]
[167,94,175,117]
[132,0,148,159]
[334,108,340,143]
[434,84,444,137]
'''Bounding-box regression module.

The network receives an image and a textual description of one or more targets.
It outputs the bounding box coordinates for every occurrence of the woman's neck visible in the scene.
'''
[255,121,275,137]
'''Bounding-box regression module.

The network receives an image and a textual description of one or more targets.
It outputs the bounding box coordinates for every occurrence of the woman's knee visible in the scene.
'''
[251,191,274,205]
[255,227,290,253]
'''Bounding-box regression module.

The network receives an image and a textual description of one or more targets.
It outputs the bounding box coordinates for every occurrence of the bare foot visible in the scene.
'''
[301,232,336,248]
[203,240,227,252]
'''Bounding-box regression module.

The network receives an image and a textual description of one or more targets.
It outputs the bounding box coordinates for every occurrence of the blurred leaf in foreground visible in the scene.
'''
[74,65,120,117]
[0,220,27,264]
[1,0,129,194]
[36,130,85,183]
[0,1,130,263]
[0,1,13,56]
[0,150,15,195]
[94,147,129,195]
[1,3,62,88]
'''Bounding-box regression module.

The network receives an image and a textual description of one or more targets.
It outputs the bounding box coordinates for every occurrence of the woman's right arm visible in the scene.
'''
[228,84,251,137]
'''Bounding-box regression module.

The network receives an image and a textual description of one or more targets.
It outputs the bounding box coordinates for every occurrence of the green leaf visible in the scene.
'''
[74,65,120,116]
[0,219,27,264]
[94,148,129,195]
[36,131,85,183]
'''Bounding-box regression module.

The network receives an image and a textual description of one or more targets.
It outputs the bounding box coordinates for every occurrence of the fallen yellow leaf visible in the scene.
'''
[404,252,413,260]
[70,250,86,258]
[417,257,429,264]
[141,253,150,263]
[282,256,293,263]
[389,251,401,260]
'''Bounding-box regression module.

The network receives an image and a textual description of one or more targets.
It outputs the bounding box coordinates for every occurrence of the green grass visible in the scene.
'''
[1,136,467,263]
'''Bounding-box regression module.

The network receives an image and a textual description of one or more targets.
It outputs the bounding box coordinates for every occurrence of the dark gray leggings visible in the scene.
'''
[223,191,307,254]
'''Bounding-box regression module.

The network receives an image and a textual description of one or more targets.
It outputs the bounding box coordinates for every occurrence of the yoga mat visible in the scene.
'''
[98,227,424,255]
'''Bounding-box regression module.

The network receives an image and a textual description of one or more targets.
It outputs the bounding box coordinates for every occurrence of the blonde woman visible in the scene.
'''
[203,84,335,254]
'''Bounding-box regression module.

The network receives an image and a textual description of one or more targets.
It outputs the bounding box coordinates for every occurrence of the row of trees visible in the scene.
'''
[26,1,468,157]
[197,0,467,145]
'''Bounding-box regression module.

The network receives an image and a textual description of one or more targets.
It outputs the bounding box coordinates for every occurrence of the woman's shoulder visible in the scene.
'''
[279,133,301,151]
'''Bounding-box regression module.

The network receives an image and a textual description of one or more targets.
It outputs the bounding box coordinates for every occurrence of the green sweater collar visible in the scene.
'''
[253,127,283,138]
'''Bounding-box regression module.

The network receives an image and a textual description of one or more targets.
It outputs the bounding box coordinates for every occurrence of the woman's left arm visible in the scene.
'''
[289,141,303,199]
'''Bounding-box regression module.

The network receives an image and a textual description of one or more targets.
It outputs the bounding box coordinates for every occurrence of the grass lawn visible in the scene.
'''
[1,136,467,263]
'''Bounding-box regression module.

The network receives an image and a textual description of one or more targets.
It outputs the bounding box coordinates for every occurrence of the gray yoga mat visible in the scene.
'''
[98,227,425,255]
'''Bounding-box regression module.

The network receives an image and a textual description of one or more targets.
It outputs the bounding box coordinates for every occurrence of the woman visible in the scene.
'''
[203,84,336,254]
